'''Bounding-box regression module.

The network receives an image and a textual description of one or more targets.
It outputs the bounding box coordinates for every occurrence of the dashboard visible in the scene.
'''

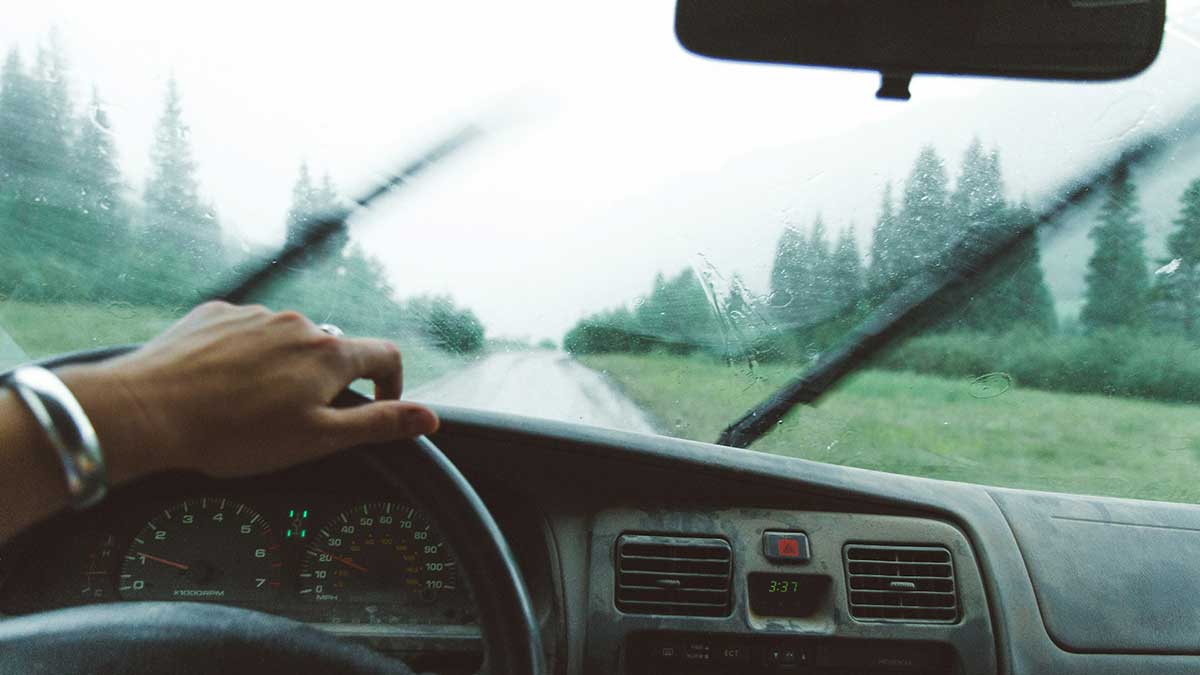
[0,455,497,672]
[7,404,1200,675]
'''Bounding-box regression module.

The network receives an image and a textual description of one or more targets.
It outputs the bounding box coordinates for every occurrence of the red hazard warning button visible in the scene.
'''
[762,531,811,564]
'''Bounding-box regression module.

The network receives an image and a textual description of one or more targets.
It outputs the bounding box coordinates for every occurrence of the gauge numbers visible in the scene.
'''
[119,498,280,604]
[299,501,463,623]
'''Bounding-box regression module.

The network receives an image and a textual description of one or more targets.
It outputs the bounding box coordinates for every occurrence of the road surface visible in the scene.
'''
[0,324,27,373]
[410,351,658,434]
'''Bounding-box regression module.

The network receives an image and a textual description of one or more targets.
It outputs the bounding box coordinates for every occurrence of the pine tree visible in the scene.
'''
[995,201,1057,333]
[314,170,347,255]
[1080,169,1149,331]
[949,139,1006,224]
[0,37,108,302]
[31,30,74,192]
[0,48,38,195]
[769,225,806,328]
[314,171,340,213]
[721,272,750,339]
[140,77,222,301]
[266,166,413,336]
[61,85,133,300]
[807,214,836,320]
[285,165,347,261]
[829,225,863,314]
[868,182,898,293]
[285,161,315,247]
[0,34,75,201]
[1152,178,1200,337]
[923,144,1056,333]
[896,146,951,279]
[635,268,718,353]
[0,48,36,296]
[72,87,127,233]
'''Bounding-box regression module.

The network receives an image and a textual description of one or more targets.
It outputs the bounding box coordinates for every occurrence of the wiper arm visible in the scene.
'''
[717,123,1190,449]
[210,125,483,304]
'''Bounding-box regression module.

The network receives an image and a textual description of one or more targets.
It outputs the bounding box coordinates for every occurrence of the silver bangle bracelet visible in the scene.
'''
[5,365,108,509]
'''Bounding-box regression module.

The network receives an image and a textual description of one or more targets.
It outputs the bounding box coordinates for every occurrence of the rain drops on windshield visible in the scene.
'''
[3,4,1200,504]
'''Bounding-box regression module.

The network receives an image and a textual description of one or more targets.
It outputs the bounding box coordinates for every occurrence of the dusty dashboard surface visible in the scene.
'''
[580,507,996,675]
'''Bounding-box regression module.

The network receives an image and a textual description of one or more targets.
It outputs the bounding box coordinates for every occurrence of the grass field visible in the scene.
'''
[0,301,465,388]
[580,352,1200,504]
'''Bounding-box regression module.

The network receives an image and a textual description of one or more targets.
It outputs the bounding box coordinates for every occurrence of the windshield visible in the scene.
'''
[4,2,1200,503]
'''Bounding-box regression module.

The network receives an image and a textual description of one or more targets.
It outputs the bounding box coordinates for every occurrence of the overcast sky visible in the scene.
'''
[5,1,1200,340]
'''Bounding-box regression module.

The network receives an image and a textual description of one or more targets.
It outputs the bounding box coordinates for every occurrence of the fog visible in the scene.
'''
[5,1,1200,340]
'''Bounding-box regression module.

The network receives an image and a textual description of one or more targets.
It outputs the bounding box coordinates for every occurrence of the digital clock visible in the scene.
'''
[747,573,831,617]
[766,578,802,594]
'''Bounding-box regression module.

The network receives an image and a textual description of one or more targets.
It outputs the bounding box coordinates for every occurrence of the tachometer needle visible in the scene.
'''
[316,549,369,574]
[137,552,190,571]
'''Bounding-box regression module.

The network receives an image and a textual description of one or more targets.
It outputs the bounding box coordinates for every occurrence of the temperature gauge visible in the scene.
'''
[79,534,118,602]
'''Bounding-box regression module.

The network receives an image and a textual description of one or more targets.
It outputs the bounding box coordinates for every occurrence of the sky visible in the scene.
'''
[5,1,1200,340]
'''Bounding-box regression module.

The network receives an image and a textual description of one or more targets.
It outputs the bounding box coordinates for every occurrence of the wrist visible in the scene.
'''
[56,363,169,484]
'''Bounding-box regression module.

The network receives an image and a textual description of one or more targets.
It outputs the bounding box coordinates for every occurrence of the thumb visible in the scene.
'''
[316,401,439,448]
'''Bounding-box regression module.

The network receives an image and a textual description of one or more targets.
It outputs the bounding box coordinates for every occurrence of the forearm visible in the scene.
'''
[0,302,437,543]
[0,386,72,542]
[0,365,156,543]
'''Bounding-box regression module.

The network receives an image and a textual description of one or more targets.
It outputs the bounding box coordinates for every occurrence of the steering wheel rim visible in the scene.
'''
[0,345,545,675]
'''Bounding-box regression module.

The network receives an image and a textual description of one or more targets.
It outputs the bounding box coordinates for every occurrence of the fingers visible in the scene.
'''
[338,338,404,400]
[314,401,439,448]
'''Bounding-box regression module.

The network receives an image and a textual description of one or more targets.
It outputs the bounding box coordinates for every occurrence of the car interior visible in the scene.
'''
[2,1,1196,674]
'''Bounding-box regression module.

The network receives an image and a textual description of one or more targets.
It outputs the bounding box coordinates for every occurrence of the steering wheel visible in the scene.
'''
[0,346,545,675]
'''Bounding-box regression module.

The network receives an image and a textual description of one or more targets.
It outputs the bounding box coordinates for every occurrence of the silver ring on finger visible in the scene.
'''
[317,323,344,337]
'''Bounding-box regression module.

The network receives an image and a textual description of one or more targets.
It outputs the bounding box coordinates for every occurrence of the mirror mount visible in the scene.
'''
[876,72,912,102]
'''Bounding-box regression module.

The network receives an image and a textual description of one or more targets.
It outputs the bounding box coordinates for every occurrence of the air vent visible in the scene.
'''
[616,534,732,617]
[844,544,958,622]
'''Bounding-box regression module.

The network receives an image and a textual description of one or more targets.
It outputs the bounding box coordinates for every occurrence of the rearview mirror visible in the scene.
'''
[675,0,1165,100]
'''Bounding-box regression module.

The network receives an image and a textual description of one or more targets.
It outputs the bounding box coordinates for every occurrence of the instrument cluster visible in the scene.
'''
[0,473,476,630]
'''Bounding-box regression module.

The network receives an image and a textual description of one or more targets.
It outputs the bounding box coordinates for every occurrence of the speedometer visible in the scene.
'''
[119,498,280,604]
[299,501,467,624]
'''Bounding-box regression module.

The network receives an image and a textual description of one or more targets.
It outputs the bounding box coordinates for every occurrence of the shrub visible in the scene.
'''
[563,308,653,355]
[875,328,1200,404]
[405,295,485,354]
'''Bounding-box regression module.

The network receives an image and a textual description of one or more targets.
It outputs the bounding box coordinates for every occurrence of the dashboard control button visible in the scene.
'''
[821,641,942,669]
[717,643,751,663]
[682,639,712,663]
[764,644,811,668]
[648,640,680,661]
[631,632,954,674]
[765,646,784,664]
[762,531,811,563]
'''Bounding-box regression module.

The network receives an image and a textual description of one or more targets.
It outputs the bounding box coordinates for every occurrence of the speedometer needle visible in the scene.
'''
[316,549,369,574]
[137,552,190,571]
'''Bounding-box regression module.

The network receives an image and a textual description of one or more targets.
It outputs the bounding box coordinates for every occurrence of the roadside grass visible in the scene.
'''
[0,301,179,358]
[580,352,1200,504]
[0,301,464,388]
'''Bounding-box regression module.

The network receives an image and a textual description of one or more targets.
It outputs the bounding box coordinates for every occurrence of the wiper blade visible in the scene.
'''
[209,125,483,304]
[717,121,1193,449]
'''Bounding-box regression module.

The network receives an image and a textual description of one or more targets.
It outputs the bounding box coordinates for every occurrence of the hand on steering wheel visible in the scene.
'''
[58,301,439,482]
[0,303,543,675]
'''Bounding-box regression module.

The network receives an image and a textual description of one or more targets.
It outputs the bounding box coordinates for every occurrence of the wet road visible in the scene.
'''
[409,351,657,434]
[0,325,27,372]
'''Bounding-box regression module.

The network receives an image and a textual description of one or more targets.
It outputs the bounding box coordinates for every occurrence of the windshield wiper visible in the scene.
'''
[209,125,483,304]
[717,119,1198,449]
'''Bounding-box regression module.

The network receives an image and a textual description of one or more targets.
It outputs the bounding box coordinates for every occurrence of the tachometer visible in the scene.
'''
[299,501,466,624]
[119,498,280,603]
